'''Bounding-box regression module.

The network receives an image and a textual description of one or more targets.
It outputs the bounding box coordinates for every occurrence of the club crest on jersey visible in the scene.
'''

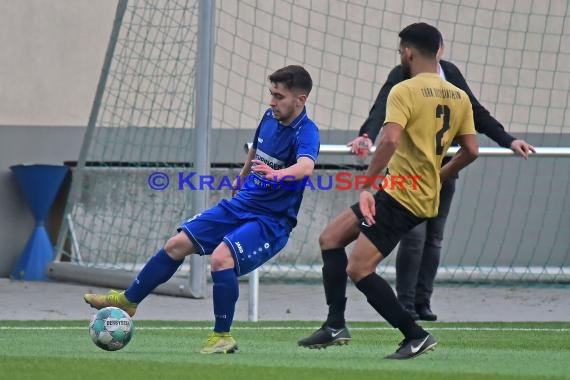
[257,137,264,144]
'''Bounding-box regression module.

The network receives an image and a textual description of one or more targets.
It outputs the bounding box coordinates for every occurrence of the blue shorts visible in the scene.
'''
[178,199,290,276]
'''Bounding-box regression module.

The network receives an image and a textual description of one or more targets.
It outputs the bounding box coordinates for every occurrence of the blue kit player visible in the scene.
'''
[85,65,320,354]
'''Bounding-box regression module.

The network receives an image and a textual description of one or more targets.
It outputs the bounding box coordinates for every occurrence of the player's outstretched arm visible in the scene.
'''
[440,134,478,183]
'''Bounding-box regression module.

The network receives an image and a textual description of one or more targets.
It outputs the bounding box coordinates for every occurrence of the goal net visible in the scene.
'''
[52,0,570,290]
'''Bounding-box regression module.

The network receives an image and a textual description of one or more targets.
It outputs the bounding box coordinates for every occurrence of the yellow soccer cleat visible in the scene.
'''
[84,290,138,317]
[200,332,238,354]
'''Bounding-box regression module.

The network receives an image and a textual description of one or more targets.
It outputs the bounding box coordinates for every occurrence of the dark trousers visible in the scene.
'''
[395,178,456,308]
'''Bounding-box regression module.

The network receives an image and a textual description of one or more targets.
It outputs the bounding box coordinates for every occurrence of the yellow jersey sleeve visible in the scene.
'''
[385,83,412,129]
[457,98,476,136]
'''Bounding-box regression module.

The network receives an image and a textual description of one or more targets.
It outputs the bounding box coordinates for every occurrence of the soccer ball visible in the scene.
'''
[89,307,134,351]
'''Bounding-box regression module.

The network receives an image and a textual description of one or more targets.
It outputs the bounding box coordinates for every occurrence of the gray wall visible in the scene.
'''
[0,0,116,126]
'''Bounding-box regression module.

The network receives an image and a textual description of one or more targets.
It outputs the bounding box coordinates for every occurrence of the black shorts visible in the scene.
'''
[350,190,424,256]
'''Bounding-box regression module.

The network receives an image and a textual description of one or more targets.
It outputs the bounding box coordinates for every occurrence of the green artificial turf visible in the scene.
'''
[0,321,569,380]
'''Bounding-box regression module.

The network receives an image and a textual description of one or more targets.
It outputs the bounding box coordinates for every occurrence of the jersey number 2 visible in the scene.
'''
[435,104,450,155]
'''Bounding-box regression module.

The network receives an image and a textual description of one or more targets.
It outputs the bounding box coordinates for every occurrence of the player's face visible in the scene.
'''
[269,82,305,125]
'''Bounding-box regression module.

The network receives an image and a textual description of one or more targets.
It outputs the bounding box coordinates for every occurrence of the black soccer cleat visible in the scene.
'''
[384,332,438,360]
[297,325,351,349]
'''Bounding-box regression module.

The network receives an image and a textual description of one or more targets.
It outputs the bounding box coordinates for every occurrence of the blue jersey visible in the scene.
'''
[230,107,320,230]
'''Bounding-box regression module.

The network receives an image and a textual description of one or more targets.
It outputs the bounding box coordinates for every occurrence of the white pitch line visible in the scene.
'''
[0,326,569,332]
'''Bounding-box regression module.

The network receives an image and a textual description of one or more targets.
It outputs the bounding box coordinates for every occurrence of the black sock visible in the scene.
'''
[355,273,426,339]
[322,248,348,328]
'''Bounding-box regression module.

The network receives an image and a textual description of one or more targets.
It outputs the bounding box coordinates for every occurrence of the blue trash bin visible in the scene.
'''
[10,164,69,280]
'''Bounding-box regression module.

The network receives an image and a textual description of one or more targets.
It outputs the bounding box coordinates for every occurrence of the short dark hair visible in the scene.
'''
[268,65,313,95]
[398,22,442,58]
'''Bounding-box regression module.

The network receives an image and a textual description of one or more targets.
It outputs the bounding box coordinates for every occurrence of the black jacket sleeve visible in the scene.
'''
[358,65,406,143]
[440,60,516,148]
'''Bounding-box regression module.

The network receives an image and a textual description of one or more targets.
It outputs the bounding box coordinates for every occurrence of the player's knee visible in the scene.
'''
[319,228,337,249]
[164,233,194,260]
[346,263,359,282]
[347,256,377,283]
[346,261,363,282]
[318,231,329,248]
[210,251,234,271]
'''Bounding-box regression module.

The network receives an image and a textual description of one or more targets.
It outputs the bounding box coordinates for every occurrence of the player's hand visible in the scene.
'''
[251,159,277,178]
[358,190,376,226]
[347,134,373,157]
[510,139,536,159]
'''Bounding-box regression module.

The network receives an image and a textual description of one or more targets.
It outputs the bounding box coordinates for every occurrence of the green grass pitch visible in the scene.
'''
[0,321,569,380]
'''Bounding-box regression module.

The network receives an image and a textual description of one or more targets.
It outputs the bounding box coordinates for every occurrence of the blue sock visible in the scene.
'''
[212,268,239,333]
[124,248,183,303]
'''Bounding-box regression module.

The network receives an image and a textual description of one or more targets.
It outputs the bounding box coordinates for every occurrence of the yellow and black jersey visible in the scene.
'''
[384,72,475,218]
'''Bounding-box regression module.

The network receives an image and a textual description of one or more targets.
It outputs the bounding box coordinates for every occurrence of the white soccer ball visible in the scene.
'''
[89,307,134,351]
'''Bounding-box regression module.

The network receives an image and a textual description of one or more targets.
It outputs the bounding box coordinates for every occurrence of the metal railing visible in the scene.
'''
[244,143,570,157]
